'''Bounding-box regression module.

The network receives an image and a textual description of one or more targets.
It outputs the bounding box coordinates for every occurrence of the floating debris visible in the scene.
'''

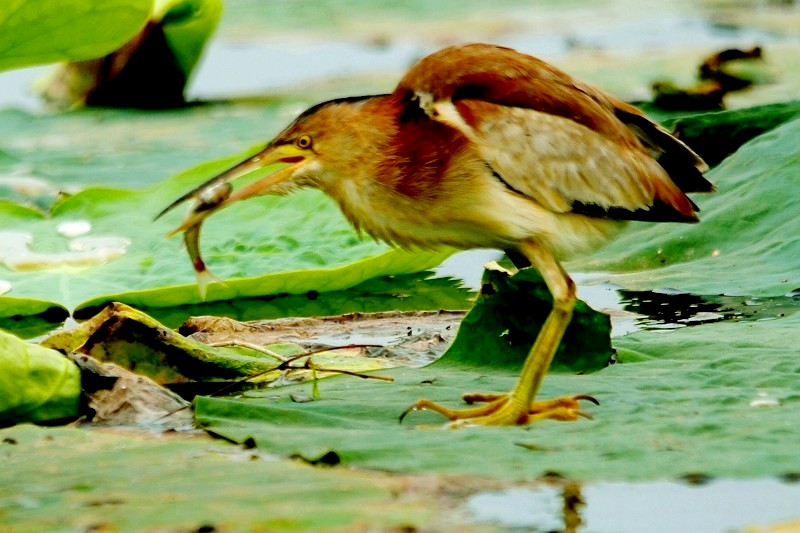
[0,174,59,198]
[651,46,766,110]
[749,391,781,408]
[56,220,92,238]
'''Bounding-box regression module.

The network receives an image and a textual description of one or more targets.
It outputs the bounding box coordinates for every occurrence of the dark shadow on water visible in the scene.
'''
[619,289,800,330]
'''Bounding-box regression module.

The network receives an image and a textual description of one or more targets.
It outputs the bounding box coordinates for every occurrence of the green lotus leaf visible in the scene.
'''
[195,309,800,481]
[0,0,153,72]
[664,100,800,167]
[438,266,612,373]
[568,116,800,297]
[0,330,80,426]
[0,154,450,318]
[0,425,437,531]
[155,0,223,79]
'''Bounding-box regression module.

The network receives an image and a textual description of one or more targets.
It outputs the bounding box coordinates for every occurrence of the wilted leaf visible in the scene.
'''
[68,351,192,428]
[181,308,465,367]
[44,302,398,386]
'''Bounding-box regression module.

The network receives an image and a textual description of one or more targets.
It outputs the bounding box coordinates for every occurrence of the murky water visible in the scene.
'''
[468,478,800,532]
[434,248,800,338]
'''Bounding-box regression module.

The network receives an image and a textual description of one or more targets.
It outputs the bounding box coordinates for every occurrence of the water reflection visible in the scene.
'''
[562,481,585,533]
[468,477,800,532]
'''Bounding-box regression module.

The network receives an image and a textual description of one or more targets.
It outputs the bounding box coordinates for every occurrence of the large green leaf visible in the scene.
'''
[0,154,449,318]
[439,266,612,373]
[0,100,451,326]
[0,425,446,531]
[664,100,800,167]
[0,0,153,72]
[195,311,800,481]
[569,116,800,297]
[0,330,80,426]
[34,0,222,108]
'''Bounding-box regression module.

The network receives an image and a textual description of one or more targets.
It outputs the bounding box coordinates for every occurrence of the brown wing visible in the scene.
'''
[395,43,713,222]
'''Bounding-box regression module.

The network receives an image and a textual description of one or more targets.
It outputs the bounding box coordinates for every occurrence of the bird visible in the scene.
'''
[158,43,713,426]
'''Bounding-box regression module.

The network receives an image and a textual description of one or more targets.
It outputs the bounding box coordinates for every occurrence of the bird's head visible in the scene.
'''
[156,95,394,227]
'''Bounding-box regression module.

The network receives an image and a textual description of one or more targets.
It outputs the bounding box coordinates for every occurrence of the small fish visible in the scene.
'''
[155,150,269,298]
[197,181,234,213]
[176,182,232,299]
[184,222,219,300]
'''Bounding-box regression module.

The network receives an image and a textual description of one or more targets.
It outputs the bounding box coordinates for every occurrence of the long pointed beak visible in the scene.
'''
[155,143,306,222]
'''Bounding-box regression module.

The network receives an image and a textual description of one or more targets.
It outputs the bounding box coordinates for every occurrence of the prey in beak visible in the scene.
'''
[156,94,386,298]
[156,140,313,298]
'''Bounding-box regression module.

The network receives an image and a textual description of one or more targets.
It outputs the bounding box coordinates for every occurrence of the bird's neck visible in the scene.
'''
[319,94,472,247]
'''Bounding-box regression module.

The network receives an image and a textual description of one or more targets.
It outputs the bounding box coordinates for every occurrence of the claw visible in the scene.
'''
[573,394,600,406]
[398,405,417,424]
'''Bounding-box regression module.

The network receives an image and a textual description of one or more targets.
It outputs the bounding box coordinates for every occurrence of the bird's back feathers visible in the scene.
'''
[395,43,713,223]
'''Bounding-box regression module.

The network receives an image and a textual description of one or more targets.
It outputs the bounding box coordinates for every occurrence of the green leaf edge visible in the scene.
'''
[75,248,454,312]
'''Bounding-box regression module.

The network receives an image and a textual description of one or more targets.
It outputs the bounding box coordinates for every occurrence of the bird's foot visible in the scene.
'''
[399,393,598,427]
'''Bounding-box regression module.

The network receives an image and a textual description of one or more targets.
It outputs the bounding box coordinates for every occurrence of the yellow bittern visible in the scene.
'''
[159,43,712,426]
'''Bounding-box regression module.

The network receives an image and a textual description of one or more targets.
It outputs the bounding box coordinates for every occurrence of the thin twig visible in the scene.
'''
[207,339,289,361]
[154,343,390,421]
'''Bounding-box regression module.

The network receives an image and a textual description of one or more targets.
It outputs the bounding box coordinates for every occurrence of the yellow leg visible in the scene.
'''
[400,240,596,427]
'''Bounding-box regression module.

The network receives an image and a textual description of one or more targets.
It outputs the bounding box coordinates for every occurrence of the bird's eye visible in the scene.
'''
[295,135,313,149]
